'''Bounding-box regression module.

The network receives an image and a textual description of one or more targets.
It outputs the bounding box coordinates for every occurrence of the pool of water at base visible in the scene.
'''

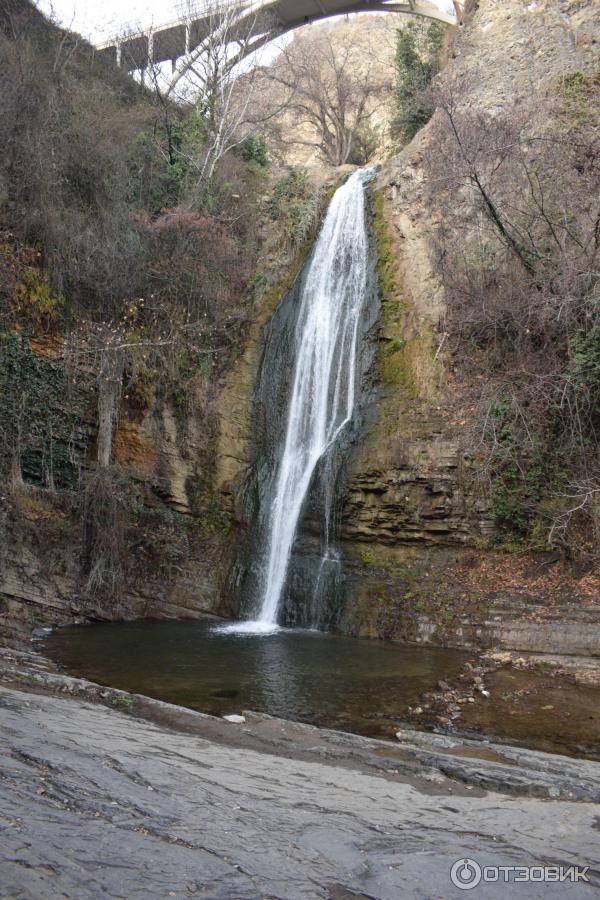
[42,619,467,739]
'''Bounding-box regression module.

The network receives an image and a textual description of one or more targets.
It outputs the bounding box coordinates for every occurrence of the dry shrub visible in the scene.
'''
[80,468,131,605]
[424,78,600,551]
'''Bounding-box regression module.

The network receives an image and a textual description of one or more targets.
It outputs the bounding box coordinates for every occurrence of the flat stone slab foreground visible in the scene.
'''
[1,667,600,897]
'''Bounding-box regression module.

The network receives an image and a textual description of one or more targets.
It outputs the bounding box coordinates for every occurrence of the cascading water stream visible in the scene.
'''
[223,168,374,634]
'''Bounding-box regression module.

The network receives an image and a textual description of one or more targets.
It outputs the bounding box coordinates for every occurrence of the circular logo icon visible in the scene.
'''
[451,858,482,890]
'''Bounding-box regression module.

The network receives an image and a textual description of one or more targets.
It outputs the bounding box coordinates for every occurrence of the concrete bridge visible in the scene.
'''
[98,0,462,90]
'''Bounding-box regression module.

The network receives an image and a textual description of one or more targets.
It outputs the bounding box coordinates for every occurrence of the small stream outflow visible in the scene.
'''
[224,168,375,634]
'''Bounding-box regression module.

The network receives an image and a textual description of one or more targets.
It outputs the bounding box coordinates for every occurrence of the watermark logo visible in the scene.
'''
[451,860,482,890]
[450,859,590,891]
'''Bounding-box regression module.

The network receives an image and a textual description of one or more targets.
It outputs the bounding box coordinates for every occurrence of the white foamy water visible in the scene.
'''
[222,168,374,636]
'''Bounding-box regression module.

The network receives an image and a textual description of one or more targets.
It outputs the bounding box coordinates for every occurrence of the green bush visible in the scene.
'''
[269,169,324,251]
[239,134,269,168]
[391,21,445,146]
[16,269,64,330]
[0,333,90,489]
[569,326,600,413]
[489,401,547,538]
[348,124,380,166]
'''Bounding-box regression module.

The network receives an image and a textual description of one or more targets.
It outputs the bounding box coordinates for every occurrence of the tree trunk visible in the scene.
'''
[10,392,25,489]
[97,345,124,469]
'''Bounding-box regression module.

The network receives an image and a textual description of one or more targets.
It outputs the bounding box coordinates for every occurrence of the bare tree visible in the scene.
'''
[147,0,278,190]
[260,22,392,167]
[95,333,125,470]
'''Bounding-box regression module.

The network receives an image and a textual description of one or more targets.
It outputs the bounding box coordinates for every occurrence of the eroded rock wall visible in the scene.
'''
[337,0,599,645]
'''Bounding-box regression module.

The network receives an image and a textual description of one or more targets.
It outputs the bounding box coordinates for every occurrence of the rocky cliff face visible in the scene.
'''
[449,0,597,104]
[0,379,226,648]
[335,0,599,647]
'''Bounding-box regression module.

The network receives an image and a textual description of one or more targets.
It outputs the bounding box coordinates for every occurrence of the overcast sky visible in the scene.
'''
[36,0,183,42]
[35,0,453,44]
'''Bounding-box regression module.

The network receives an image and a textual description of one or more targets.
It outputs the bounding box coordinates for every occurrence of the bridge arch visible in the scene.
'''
[98,1,462,95]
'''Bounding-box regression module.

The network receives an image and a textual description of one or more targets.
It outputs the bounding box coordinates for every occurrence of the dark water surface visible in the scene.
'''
[43,620,467,738]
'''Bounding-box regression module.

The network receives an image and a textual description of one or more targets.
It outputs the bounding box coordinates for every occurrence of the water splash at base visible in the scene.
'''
[214,620,281,636]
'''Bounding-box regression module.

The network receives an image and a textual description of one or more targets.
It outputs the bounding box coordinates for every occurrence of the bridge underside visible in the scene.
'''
[98,1,460,73]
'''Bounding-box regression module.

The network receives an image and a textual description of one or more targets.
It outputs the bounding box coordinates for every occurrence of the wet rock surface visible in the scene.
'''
[1,650,600,898]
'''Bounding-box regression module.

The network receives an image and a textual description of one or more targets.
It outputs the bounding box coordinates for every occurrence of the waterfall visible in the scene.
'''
[223,167,375,634]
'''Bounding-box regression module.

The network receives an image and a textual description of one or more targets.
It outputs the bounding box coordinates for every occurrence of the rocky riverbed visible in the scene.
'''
[1,649,600,899]
[402,650,600,760]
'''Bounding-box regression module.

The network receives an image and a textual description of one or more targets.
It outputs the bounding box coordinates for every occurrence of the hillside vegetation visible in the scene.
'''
[425,70,600,555]
[0,0,324,612]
